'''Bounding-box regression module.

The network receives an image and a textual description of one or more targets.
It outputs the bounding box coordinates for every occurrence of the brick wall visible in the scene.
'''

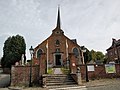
[11,65,39,86]
[33,28,83,67]
[78,64,120,80]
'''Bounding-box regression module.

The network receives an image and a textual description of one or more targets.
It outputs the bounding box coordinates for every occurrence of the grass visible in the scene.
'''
[47,68,54,74]
[61,68,70,74]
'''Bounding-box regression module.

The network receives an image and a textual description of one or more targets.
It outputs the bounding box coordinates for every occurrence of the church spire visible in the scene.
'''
[56,6,61,29]
[52,6,64,34]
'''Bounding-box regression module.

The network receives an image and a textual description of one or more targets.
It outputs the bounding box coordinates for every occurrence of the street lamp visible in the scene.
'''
[82,47,89,82]
[29,46,34,87]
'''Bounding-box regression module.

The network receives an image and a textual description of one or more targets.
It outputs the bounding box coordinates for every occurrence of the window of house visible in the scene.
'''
[73,47,79,57]
[56,40,60,45]
[55,31,60,34]
[36,49,43,59]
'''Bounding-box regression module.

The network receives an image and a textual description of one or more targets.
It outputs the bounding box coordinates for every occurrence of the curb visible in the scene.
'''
[49,86,86,90]
[8,87,22,90]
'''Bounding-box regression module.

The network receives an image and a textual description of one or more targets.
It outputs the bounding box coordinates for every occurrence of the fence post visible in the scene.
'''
[42,76,46,88]
[76,67,82,85]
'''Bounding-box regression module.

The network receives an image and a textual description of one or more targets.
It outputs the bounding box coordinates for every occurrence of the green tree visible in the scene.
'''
[90,50,97,62]
[1,35,26,68]
[81,46,91,63]
[103,53,108,64]
[90,50,105,63]
[96,51,105,61]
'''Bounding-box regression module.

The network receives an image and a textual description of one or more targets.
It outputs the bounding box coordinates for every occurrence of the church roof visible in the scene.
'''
[71,39,77,44]
[35,7,81,50]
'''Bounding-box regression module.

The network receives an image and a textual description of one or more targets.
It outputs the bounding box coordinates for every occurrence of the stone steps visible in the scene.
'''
[49,86,87,90]
[48,86,87,90]
[43,74,77,87]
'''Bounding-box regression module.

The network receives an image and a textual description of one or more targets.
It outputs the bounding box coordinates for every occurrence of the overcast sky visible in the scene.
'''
[0,0,120,59]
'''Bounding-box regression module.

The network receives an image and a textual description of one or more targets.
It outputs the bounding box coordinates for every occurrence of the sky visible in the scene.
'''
[0,0,120,59]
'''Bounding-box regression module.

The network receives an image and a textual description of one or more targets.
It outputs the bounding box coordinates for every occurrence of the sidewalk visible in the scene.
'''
[82,78,120,87]
[0,74,10,88]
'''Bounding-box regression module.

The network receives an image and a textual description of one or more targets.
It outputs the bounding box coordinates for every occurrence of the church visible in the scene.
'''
[33,8,84,74]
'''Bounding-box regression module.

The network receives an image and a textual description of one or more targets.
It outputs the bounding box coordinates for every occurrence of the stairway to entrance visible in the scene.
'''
[43,74,77,88]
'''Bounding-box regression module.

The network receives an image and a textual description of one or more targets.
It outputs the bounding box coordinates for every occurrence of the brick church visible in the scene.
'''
[33,8,84,74]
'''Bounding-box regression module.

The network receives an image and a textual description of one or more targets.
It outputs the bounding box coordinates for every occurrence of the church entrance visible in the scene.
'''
[55,54,61,66]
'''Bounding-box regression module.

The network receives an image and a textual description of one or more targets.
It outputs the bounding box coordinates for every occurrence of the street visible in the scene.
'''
[0,73,10,88]
[85,78,120,90]
[49,84,120,90]
[0,78,120,90]
[88,84,120,90]
[0,69,3,73]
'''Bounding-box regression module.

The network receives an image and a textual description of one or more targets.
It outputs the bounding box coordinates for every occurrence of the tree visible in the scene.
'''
[90,50,97,62]
[81,46,105,63]
[1,35,26,68]
[96,51,105,61]
[103,53,108,64]
[81,46,91,63]
[90,50,105,63]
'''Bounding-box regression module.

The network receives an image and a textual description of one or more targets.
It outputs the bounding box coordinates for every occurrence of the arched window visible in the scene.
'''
[36,49,43,59]
[56,40,60,45]
[73,47,79,57]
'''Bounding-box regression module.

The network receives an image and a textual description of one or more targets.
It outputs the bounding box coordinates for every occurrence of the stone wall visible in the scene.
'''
[78,64,120,80]
[11,65,39,86]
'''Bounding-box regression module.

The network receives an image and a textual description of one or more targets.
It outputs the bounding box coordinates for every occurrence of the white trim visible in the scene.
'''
[66,39,69,60]
[46,40,49,73]
[36,48,44,58]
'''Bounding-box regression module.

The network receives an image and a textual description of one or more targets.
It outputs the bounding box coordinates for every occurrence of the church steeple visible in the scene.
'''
[52,6,64,34]
[56,6,61,29]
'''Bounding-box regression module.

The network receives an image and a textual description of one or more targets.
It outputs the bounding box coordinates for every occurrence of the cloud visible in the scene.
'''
[0,0,120,58]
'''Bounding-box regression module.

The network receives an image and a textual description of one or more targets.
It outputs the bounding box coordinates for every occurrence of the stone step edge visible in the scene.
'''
[42,74,68,77]
[46,84,79,88]
[48,86,86,90]
[46,82,77,85]
[46,80,74,82]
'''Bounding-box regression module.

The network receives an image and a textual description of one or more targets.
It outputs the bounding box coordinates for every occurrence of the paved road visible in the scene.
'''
[0,78,120,90]
[87,84,120,90]
[22,84,120,90]
[0,69,3,73]
[0,74,10,88]
[1,84,120,90]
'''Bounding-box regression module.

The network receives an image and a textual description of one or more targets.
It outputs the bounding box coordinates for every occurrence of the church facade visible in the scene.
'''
[33,8,84,74]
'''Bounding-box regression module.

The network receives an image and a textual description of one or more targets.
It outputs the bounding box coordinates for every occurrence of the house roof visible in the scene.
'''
[106,38,120,51]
